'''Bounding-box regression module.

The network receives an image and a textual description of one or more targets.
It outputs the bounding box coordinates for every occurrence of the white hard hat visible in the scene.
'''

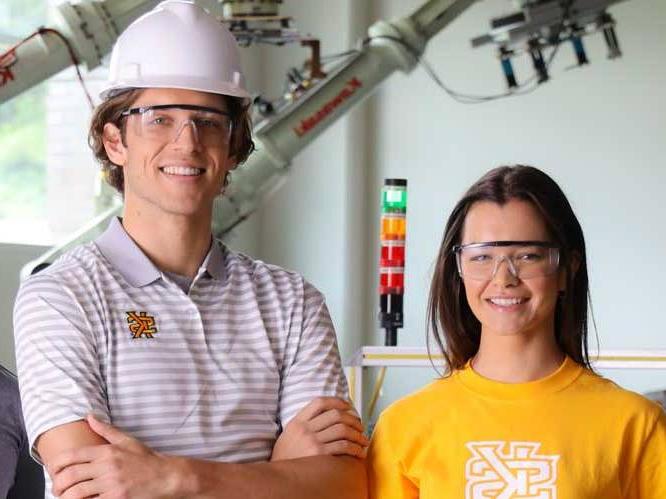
[100,0,250,102]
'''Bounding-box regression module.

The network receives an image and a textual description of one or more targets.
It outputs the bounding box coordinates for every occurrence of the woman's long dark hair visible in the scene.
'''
[427,165,593,373]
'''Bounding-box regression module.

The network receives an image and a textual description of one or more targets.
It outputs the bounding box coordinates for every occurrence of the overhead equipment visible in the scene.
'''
[471,0,626,89]
[0,0,630,276]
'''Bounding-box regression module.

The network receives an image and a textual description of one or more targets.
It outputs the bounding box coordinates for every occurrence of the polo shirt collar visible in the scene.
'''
[95,217,227,287]
[202,239,226,282]
[95,217,161,287]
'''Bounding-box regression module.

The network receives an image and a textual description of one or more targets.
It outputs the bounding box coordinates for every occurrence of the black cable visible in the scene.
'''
[279,47,361,95]
[320,49,360,63]
[363,34,540,104]
[417,54,542,104]
[297,47,360,74]
[363,0,577,105]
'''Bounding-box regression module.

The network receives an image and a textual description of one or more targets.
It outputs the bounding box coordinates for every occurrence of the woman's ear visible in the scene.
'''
[102,123,127,167]
[559,251,582,293]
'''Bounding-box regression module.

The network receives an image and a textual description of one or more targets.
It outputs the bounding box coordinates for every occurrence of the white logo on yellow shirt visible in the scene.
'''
[465,441,559,498]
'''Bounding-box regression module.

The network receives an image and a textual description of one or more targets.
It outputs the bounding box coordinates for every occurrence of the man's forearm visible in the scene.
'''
[171,455,367,499]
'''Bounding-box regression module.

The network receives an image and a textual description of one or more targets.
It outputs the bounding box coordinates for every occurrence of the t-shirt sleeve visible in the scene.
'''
[367,412,419,499]
[626,406,666,498]
[13,276,110,461]
[277,281,349,426]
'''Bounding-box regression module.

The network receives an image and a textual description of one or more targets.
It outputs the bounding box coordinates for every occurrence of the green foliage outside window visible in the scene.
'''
[0,86,46,219]
[0,0,47,221]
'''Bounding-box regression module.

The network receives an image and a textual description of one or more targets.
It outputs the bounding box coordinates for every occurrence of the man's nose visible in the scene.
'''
[172,120,201,149]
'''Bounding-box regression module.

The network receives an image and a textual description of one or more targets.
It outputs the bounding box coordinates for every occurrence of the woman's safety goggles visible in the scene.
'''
[453,241,560,281]
[120,104,233,148]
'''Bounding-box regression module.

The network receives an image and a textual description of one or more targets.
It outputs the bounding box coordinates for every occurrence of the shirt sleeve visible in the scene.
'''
[367,412,419,499]
[626,406,666,498]
[277,281,349,426]
[13,275,110,461]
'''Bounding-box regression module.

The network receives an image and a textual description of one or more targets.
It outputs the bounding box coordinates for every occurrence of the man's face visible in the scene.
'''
[104,88,235,220]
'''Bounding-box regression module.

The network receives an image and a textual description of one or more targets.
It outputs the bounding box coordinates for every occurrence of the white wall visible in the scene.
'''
[2,0,664,411]
[253,0,666,415]
[0,244,49,372]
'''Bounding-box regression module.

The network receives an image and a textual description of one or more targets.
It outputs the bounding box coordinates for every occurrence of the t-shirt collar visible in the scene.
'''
[454,356,584,400]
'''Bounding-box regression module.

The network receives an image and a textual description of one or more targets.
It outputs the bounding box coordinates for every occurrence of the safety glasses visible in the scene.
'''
[453,240,560,280]
[120,104,233,148]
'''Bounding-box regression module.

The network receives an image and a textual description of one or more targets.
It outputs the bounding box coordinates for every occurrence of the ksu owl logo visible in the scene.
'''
[465,441,559,498]
[126,311,158,339]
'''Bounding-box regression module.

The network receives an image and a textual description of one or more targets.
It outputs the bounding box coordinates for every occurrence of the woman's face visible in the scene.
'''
[459,199,565,342]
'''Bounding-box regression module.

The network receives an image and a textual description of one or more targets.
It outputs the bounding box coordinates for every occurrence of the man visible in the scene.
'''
[13,2,367,498]
[0,364,44,499]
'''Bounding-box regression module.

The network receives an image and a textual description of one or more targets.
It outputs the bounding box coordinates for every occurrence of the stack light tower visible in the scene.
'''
[379,179,407,347]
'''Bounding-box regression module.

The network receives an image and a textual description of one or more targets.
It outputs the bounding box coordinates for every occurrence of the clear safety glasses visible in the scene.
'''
[453,241,560,281]
[120,104,233,148]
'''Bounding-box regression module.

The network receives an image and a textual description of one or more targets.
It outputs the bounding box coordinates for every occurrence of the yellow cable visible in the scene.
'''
[366,367,387,422]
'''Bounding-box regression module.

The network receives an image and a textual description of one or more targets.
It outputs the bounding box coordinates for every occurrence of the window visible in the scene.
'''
[0,0,109,245]
[0,0,47,244]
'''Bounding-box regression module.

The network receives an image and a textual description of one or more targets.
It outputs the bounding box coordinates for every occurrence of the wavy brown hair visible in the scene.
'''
[88,90,255,194]
[427,165,593,373]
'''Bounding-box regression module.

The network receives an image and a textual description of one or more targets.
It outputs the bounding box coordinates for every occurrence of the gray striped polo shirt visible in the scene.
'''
[14,218,347,497]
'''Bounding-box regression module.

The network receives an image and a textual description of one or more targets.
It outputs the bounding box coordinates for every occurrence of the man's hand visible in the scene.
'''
[271,397,369,461]
[50,415,181,499]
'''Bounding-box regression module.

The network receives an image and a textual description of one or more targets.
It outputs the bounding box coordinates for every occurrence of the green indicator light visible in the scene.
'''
[382,179,407,212]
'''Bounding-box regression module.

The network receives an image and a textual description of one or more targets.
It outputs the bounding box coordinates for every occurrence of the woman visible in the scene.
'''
[367,165,666,498]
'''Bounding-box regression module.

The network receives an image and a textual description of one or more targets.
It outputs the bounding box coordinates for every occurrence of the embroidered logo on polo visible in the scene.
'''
[465,441,559,498]
[126,311,158,339]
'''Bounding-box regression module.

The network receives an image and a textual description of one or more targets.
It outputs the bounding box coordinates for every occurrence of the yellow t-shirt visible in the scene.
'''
[367,357,666,498]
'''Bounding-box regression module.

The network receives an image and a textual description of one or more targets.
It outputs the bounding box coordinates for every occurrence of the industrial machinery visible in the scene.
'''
[221,0,282,17]
[5,0,661,415]
[219,0,300,47]
[0,0,630,277]
[472,0,627,87]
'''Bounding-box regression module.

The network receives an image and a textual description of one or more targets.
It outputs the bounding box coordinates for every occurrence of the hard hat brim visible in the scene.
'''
[100,77,251,104]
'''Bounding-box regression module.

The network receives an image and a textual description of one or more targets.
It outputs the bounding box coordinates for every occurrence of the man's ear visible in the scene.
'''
[102,123,127,167]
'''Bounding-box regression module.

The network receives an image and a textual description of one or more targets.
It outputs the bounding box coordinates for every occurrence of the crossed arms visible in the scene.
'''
[16,266,368,498]
[39,397,368,499]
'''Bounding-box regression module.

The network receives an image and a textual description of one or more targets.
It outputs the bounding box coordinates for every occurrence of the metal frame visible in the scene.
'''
[345,346,666,417]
